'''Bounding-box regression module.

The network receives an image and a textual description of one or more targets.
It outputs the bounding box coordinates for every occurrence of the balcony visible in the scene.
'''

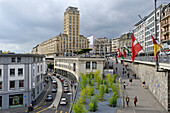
[161,22,170,28]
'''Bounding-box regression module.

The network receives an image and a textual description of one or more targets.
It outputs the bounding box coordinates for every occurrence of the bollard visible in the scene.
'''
[25,103,27,107]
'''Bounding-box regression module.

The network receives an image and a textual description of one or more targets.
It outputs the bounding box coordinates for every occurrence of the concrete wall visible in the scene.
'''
[125,61,169,111]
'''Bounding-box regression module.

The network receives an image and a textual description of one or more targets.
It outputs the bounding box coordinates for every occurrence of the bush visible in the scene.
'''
[99,84,105,101]
[108,93,118,107]
[81,73,88,89]
[87,85,94,96]
[80,88,88,104]
[88,94,99,112]
[72,98,87,113]
[111,83,119,95]
[105,85,109,93]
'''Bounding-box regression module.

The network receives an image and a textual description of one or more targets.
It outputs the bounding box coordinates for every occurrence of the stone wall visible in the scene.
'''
[126,62,169,111]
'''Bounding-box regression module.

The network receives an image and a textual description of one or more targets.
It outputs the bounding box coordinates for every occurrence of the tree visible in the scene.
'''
[99,84,105,101]
[96,75,101,90]
[80,73,88,89]
[105,84,109,93]
[47,63,54,69]
[94,70,100,82]
[72,98,87,113]
[111,83,119,95]
[80,87,88,104]
[108,93,118,107]
[88,94,99,112]
[87,85,94,96]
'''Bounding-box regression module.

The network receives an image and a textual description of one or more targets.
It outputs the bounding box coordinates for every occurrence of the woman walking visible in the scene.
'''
[133,96,138,107]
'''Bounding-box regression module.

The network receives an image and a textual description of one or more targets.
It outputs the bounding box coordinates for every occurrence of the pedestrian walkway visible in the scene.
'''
[115,61,168,113]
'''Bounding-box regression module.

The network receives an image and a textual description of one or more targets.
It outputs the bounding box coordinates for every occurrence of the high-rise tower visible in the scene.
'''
[64,6,80,53]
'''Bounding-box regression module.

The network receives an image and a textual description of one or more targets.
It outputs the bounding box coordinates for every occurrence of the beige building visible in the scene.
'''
[93,37,112,56]
[54,57,105,80]
[119,33,132,52]
[111,37,120,54]
[32,6,89,57]
[161,3,170,50]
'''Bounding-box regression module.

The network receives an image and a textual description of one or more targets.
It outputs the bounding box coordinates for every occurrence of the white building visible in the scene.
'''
[133,4,165,55]
[0,54,46,109]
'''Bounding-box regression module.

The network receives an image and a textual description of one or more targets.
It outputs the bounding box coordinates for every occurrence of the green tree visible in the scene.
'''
[111,83,119,95]
[99,84,105,101]
[108,93,118,107]
[87,85,94,97]
[88,94,99,112]
[80,87,88,104]
[47,63,54,69]
[105,84,109,93]
[96,75,101,90]
[72,98,87,113]
[81,73,87,89]
[94,70,100,82]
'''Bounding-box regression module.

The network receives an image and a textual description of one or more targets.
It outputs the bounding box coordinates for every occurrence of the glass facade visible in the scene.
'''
[9,94,23,108]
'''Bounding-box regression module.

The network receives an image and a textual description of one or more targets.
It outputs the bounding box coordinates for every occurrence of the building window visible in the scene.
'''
[0,82,2,90]
[10,81,15,89]
[19,80,24,88]
[86,62,90,69]
[17,57,21,63]
[18,68,23,76]
[0,69,1,77]
[92,62,97,69]
[12,57,15,63]
[10,69,15,76]
[9,94,23,107]
[37,75,40,83]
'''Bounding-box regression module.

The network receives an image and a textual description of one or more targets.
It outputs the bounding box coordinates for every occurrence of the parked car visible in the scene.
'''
[60,98,67,105]
[52,88,57,93]
[46,95,53,101]
[63,82,69,87]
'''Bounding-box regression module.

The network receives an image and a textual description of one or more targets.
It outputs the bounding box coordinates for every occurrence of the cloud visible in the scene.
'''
[0,0,165,53]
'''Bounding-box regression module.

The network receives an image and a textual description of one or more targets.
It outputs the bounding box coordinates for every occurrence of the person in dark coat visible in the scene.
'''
[126,96,130,106]
[133,96,138,107]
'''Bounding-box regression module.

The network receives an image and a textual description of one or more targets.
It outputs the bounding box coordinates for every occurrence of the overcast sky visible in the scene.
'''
[0,0,168,53]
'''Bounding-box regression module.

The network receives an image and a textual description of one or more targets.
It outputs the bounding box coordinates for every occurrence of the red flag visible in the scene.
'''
[132,33,142,62]
[117,48,121,58]
[123,48,126,58]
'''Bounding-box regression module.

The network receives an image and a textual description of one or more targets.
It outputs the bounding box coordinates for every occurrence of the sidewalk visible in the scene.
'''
[115,61,168,113]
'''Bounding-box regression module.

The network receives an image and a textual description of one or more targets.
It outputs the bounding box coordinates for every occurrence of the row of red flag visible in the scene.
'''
[117,32,161,62]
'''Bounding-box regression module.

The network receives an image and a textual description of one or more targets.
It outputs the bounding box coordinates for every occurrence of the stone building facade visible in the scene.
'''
[32,6,90,57]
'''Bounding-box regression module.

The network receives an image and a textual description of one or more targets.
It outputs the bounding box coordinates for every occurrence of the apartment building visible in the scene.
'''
[32,6,89,57]
[111,37,120,54]
[119,33,132,52]
[133,4,164,55]
[93,37,112,56]
[0,54,46,109]
[161,3,170,51]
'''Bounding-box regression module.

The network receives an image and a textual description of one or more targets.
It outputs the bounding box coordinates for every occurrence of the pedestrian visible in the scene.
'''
[127,72,130,78]
[122,70,124,76]
[119,77,122,84]
[31,100,34,107]
[133,96,138,107]
[123,82,127,89]
[126,96,130,106]
[134,73,136,79]
[116,67,117,72]
[129,78,132,85]
[142,81,145,88]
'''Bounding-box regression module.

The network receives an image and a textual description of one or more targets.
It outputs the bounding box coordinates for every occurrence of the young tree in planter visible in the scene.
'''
[80,87,88,104]
[96,75,101,90]
[87,85,94,97]
[99,84,105,101]
[72,98,87,113]
[94,70,100,82]
[112,74,117,83]
[104,84,109,93]
[111,83,119,95]
[88,94,99,112]
[81,73,87,89]
[108,93,118,107]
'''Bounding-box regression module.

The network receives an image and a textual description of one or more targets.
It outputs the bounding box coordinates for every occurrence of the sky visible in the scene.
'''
[0,0,168,53]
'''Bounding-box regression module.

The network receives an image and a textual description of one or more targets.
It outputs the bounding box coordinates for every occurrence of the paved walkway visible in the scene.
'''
[114,60,168,113]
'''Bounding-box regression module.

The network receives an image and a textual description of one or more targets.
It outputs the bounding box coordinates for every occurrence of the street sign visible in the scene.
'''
[24,96,26,98]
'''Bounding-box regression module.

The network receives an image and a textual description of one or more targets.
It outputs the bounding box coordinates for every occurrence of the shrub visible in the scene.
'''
[99,84,105,101]
[72,98,87,113]
[88,94,99,112]
[80,87,88,104]
[87,85,94,96]
[111,83,119,95]
[108,93,118,107]
[105,85,109,93]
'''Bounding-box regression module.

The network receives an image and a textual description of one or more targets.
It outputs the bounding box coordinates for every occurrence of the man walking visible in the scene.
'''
[133,96,138,107]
